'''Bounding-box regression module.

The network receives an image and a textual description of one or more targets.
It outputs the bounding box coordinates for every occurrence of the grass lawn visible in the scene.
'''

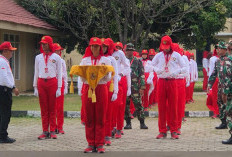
[148,93,208,111]
[194,81,203,92]
[12,92,208,111]
[12,94,82,111]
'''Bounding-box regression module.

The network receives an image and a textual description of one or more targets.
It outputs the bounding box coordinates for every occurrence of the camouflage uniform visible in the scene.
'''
[125,56,146,121]
[208,54,232,133]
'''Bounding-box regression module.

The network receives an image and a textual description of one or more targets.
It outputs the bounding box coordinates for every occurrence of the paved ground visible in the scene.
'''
[1,117,232,151]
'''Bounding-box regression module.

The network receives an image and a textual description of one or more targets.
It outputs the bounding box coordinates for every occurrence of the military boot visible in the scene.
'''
[124,118,132,129]
[222,135,232,144]
[140,119,148,129]
[215,119,227,129]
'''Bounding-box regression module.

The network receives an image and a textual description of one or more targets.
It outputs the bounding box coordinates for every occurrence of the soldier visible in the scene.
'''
[124,43,148,130]
[208,41,231,131]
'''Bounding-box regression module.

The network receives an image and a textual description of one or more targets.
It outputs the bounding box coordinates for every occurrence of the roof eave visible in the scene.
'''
[0,20,63,36]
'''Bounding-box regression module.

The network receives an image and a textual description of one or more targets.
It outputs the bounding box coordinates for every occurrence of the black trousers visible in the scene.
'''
[0,86,12,139]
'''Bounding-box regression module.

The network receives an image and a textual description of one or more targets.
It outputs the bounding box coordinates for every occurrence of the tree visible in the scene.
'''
[19,0,229,53]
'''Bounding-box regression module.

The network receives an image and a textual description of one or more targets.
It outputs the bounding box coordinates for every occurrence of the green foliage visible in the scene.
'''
[18,0,232,53]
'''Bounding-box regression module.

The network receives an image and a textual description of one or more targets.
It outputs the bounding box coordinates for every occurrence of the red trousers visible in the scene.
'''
[38,77,57,132]
[149,72,158,105]
[130,101,135,115]
[186,86,191,103]
[111,78,124,131]
[121,76,128,127]
[105,81,114,137]
[207,78,219,115]
[157,79,178,133]
[82,84,108,147]
[176,79,186,129]
[56,80,65,130]
[189,82,195,101]
[202,68,208,91]
[142,73,150,108]
[81,87,85,124]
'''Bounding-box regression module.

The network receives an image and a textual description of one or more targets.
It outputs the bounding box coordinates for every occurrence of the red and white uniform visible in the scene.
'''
[202,51,209,90]
[78,76,85,124]
[143,60,155,106]
[189,58,198,102]
[33,53,62,132]
[152,51,186,133]
[56,58,68,131]
[175,54,189,130]
[80,56,112,147]
[141,58,150,109]
[105,55,118,138]
[207,53,219,116]
[111,50,130,132]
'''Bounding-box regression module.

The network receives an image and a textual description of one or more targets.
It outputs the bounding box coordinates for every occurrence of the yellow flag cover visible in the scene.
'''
[69,65,115,102]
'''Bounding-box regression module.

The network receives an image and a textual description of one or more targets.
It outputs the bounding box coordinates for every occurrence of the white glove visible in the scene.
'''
[170,69,181,78]
[78,89,82,96]
[34,87,38,97]
[64,86,68,95]
[103,72,112,81]
[127,88,131,96]
[147,73,154,84]
[111,93,118,101]
[56,88,61,97]
[156,69,163,75]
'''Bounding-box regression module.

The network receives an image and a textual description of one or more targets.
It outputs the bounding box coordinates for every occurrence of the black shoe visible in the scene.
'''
[124,118,132,129]
[124,123,132,129]
[111,128,116,138]
[0,137,16,144]
[215,123,227,129]
[140,119,148,129]
[140,123,148,129]
[222,135,232,144]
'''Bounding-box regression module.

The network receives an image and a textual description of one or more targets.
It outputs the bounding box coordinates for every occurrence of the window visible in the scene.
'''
[4,34,20,80]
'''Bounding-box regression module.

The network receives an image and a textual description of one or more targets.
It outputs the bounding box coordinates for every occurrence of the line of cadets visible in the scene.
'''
[32,35,198,153]
[77,36,198,153]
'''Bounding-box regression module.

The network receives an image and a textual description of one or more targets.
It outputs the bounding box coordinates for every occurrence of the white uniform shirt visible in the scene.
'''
[177,55,190,87]
[112,50,130,81]
[177,55,190,78]
[79,56,112,84]
[190,59,198,82]
[151,51,187,79]
[121,58,131,93]
[0,55,15,88]
[33,53,62,88]
[202,58,209,76]
[107,56,119,94]
[61,59,68,89]
[208,56,218,78]
[144,60,155,73]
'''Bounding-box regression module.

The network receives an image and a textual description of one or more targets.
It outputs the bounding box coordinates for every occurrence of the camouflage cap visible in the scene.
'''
[126,43,135,51]
[218,41,227,49]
